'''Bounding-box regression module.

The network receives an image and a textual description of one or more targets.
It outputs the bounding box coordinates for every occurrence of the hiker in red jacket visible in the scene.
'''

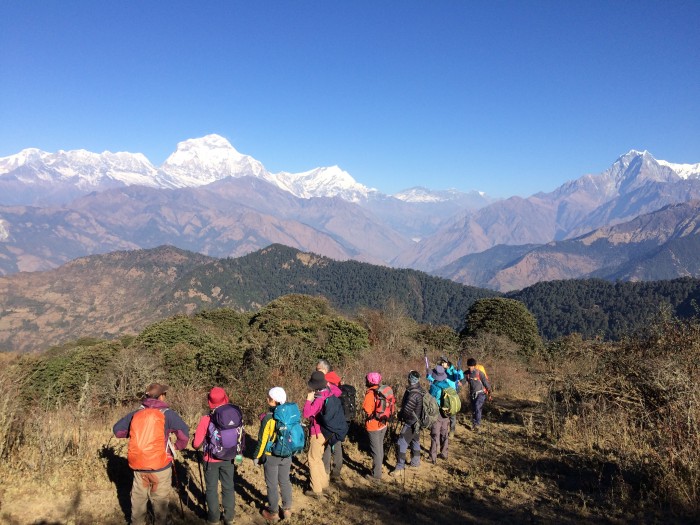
[192,387,242,525]
[113,383,189,525]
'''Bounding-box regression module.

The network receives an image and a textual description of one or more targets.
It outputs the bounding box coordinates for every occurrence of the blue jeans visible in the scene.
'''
[204,460,235,523]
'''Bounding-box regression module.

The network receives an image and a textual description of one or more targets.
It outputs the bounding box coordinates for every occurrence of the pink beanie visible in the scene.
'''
[366,372,381,385]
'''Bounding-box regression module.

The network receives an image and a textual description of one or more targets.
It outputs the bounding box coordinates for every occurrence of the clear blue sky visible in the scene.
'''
[1,1,698,197]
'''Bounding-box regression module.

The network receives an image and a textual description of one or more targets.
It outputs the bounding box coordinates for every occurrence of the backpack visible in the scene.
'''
[338,384,357,422]
[420,392,440,429]
[317,394,349,446]
[440,387,462,417]
[128,407,169,470]
[372,385,396,422]
[467,368,489,396]
[270,402,305,457]
[206,403,244,461]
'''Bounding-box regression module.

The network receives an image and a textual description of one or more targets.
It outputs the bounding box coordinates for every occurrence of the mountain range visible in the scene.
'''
[1,135,700,290]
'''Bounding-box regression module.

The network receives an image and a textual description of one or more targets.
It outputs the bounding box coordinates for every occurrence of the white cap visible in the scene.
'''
[268,386,287,404]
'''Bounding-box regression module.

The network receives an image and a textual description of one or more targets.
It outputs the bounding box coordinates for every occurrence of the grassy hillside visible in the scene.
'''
[1,297,698,523]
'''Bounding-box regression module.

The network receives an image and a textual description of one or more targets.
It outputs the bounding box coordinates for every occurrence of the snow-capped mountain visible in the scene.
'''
[156,134,273,188]
[276,165,376,202]
[0,147,158,188]
[0,134,379,205]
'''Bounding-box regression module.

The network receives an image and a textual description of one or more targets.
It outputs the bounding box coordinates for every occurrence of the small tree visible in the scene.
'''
[461,297,543,356]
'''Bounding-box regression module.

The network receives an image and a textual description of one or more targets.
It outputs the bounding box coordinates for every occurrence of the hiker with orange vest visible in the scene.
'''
[465,358,491,432]
[362,372,394,483]
[113,383,189,525]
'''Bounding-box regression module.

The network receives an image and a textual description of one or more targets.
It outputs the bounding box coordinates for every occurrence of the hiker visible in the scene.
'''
[113,383,189,525]
[466,358,491,431]
[428,356,464,436]
[442,357,465,435]
[362,372,388,482]
[302,371,333,498]
[427,365,456,463]
[192,387,243,525]
[323,370,345,481]
[390,370,423,475]
[253,387,295,522]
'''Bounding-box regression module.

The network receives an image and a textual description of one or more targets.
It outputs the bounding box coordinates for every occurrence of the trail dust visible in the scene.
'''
[0,395,666,525]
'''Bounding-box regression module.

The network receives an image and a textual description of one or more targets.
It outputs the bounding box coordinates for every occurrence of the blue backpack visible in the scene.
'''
[269,402,305,457]
[206,403,244,460]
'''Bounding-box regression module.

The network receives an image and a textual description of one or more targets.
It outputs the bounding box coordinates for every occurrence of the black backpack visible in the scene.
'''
[317,394,349,446]
[338,384,357,422]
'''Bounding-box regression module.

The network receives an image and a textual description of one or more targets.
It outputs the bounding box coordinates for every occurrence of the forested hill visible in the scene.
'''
[509,277,700,340]
[165,244,499,330]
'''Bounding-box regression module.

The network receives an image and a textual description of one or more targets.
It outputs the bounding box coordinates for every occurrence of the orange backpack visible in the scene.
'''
[127,407,169,471]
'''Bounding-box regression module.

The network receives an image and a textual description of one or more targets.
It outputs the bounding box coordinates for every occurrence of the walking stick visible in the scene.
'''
[168,441,185,518]
[197,451,207,515]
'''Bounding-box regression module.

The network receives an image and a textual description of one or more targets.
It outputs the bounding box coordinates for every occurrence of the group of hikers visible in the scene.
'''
[113,355,491,524]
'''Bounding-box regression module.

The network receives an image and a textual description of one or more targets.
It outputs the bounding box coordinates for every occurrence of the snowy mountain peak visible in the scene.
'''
[657,159,700,180]
[275,165,375,202]
[157,134,269,188]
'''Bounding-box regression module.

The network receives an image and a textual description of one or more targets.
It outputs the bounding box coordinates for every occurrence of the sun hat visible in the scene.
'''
[432,365,447,382]
[308,371,328,390]
[208,386,229,409]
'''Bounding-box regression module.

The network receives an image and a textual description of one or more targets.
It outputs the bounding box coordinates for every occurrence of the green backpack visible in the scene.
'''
[440,387,461,417]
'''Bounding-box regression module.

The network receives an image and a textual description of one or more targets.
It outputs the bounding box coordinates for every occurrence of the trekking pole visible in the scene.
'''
[167,440,185,518]
[197,451,207,515]
[423,348,430,374]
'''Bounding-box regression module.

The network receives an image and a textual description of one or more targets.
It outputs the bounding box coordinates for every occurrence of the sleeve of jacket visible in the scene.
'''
[362,390,375,417]
[192,415,210,450]
[253,414,275,459]
[113,410,136,439]
[166,410,190,450]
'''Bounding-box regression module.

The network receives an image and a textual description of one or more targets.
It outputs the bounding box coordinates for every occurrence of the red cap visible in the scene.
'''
[325,371,341,386]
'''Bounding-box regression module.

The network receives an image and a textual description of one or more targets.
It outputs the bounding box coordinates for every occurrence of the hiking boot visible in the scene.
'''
[364,473,381,483]
[262,508,280,522]
[473,425,480,433]
[304,489,325,500]
[438,453,448,460]
[389,466,404,477]
[282,509,293,520]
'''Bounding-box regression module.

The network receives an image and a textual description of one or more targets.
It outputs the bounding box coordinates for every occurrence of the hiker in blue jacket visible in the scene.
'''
[427,365,455,463]
[428,356,464,435]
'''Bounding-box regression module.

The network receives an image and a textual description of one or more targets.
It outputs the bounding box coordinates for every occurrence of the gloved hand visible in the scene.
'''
[253,458,260,466]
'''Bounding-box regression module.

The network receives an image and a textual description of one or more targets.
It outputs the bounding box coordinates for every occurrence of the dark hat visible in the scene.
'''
[308,371,328,390]
[145,383,168,398]
[439,356,449,364]
[432,365,447,382]
[208,386,229,409]
[467,358,477,367]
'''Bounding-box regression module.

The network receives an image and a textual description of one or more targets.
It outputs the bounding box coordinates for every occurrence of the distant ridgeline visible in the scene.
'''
[3,243,700,353]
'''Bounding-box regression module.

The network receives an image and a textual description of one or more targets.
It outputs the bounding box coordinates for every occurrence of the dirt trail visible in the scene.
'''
[0,397,664,524]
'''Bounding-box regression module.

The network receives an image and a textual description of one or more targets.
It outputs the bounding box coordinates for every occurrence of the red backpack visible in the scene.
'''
[373,385,396,422]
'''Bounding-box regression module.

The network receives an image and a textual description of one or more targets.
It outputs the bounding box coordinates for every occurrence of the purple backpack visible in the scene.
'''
[206,403,244,460]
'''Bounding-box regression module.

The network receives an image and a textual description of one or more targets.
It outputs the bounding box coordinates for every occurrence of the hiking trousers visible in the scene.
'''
[130,467,171,525]
[308,433,329,493]
[368,426,387,479]
[471,393,486,427]
[264,455,293,513]
[203,460,235,524]
[322,440,343,478]
[396,423,421,468]
[430,415,450,461]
